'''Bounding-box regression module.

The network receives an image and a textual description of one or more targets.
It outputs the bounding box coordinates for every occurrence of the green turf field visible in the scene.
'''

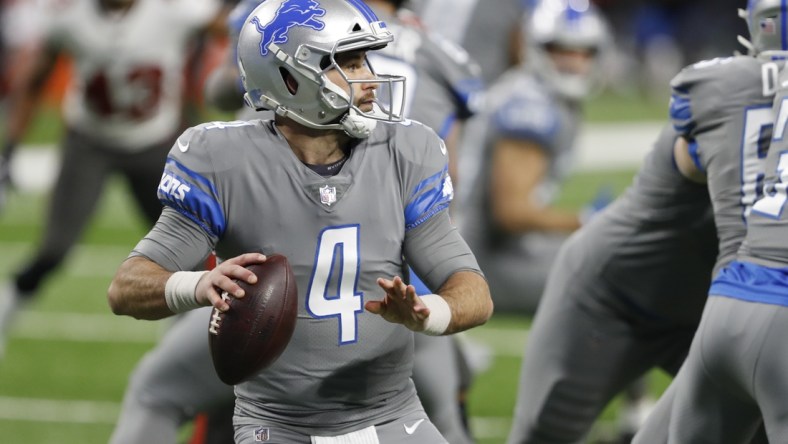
[0,94,671,443]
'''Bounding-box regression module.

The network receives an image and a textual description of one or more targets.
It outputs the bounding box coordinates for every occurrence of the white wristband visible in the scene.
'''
[419,294,452,336]
[164,271,208,313]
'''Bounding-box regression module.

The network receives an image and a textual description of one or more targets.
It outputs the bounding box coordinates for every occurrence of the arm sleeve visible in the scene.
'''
[669,59,731,137]
[400,125,482,290]
[130,208,216,272]
[403,211,483,292]
[491,92,560,153]
[158,126,227,239]
[402,125,454,231]
[425,33,485,119]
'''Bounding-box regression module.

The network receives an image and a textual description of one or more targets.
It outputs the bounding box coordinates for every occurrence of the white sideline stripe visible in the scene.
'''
[470,416,512,438]
[9,309,526,354]
[0,397,119,424]
[463,327,528,358]
[0,241,132,277]
[11,311,163,343]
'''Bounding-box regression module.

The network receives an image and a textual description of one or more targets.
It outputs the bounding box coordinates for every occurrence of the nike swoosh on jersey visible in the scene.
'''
[404,418,425,435]
[177,139,189,152]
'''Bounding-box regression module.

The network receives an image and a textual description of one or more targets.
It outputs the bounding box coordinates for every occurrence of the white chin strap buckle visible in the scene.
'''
[341,112,376,138]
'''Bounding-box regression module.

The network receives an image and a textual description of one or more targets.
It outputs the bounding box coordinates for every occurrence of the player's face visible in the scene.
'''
[545,44,595,77]
[327,50,378,113]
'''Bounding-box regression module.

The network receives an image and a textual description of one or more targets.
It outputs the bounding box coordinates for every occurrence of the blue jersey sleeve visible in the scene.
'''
[491,94,561,151]
[398,123,453,231]
[159,126,227,239]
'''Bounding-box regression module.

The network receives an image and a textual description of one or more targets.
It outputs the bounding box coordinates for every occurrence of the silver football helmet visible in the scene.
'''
[738,0,788,59]
[524,0,610,101]
[237,0,406,138]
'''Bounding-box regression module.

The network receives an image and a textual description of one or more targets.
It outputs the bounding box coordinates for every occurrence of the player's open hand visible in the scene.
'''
[366,276,431,332]
[196,253,267,312]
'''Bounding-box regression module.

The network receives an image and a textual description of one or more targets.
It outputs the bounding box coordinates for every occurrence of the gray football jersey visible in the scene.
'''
[414,0,525,83]
[461,70,582,250]
[739,66,788,268]
[367,7,484,140]
[669,55,779,274]
[580,125,717,323]
[131,119,481,434]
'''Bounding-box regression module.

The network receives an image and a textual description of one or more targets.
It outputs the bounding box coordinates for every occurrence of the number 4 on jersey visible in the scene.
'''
[306,225,364,345]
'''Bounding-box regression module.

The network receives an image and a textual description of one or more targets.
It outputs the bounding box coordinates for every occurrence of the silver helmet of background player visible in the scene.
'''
[523,0,610,101]
[738,0,788,59]
[237,0,406,138]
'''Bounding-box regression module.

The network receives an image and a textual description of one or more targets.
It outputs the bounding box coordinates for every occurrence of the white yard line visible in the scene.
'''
[10,123,659,193]
[0,242,133,278]
[0,397,120,424]
[11,311,164,343]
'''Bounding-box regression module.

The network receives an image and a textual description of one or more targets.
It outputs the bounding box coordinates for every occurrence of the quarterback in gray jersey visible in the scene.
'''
[507,125,717,444]
[460,0,610,314]
[633,1,786,442]
[113,0,485,442]
[107,1,492,443]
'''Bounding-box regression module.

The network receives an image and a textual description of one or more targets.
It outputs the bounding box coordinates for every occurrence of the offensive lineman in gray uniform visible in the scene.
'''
[107,1,493,443]
[460,0,611,314]
[632,1,786,442]
[109,0,486,443]
[655,65,788,443]
[506,125,718,443]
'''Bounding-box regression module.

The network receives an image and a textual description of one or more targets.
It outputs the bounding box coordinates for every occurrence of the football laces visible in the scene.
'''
[208,291,231,335]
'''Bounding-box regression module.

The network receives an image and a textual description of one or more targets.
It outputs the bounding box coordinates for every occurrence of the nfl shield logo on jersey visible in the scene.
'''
[320,185,337,206]
[253,426,269,442]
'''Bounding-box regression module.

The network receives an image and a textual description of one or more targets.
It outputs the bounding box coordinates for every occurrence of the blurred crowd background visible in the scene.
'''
[0,0,750,119]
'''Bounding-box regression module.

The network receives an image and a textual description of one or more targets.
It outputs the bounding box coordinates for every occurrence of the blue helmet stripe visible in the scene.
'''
[782,0,787,50]
[345,0,378,23]
[566,4,582,22]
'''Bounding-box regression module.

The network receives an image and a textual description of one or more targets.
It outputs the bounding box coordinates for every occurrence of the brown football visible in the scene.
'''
[208,255,298,385]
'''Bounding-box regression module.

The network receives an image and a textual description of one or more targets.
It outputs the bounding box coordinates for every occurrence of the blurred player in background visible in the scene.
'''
[0,0,227,358]
[406,0,530,223]
[0,0,48,208]
[460,0,611,315]
[407,0,527,85]
[506,124,718,444]
[112,0,487,442]
[107,1,493,443]
[633,1,788,442]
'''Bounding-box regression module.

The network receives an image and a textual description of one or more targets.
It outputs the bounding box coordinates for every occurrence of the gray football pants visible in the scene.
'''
[507,242,698,444]
[110,308,235,444]
[633,296,787,444]
[234,408,446,444]
[15,129,169,293]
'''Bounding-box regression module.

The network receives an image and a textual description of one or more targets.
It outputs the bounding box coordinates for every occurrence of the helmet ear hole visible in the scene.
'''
[279,67,299,95]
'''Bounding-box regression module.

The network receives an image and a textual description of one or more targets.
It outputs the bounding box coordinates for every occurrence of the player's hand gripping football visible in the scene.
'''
[196,253,267,311]
[366,276,431,332]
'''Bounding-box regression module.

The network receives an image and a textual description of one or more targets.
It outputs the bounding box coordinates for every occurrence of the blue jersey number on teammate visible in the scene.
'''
[753,97,788,219]
[741,106,773,220]
[306,225,364,345]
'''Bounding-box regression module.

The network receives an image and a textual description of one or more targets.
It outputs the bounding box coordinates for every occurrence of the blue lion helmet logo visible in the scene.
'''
[251,0,326,56]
